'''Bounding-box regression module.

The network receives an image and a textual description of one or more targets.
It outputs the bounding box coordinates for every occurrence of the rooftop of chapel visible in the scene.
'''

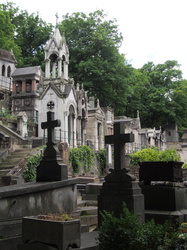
[0,49,17,64]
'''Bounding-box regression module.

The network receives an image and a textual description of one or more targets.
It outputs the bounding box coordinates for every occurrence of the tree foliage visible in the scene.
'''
[1,2,53,67]
[126,60,187,130]
[0,3,21,60]
[1,3,187,131]
[59,11,133,114]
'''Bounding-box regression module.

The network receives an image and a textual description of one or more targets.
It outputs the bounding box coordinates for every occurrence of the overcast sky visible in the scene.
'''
[5,0,187,78]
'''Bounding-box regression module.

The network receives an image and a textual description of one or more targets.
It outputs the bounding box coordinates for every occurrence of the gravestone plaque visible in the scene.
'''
[37,111,68,181]
[98,121,145,224]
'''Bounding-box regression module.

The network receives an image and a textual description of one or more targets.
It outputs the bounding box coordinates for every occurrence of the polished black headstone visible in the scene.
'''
[98,121,145,224]
[37,111,68,182]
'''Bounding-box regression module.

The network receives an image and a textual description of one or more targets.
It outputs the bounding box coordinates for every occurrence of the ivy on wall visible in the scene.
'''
[23,145,106,181]
[69,145,95,173]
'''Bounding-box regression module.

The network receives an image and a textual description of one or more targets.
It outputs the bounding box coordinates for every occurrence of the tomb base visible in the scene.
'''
[36,158,68,181]
[141,183,187,224]
[98,169,145,225]
[145,209,187,224]
[141,184,187,211]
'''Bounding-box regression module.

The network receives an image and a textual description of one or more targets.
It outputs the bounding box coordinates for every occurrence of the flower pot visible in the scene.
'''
[22,216,81,250]
[139,161,183,183]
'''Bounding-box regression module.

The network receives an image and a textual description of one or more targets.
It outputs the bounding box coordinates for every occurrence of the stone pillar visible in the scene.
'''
[22,80,26,92]
[64,111,68,143]
[32,80,36,91]
[106,144,112,172]
[73,114,77,147]
[12,81,16,93]
[57,57,62,78]
[45,59,50,78]
[52,62,56,78]
[64,61,68,80]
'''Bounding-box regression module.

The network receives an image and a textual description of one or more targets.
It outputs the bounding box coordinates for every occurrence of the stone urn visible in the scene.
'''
[139,161,184,184]
[21,215,81,250]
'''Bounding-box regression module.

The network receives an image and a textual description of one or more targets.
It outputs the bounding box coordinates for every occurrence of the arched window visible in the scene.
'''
[2,65,5,76]
[7,66,11,77]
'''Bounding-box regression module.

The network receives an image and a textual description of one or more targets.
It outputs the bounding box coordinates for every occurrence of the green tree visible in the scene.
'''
[1,2,53,68]
[127,60,187,129]
[125,68,150,119]
[13,11,53,67]
[0,4,21,60]
[59,10,133,115]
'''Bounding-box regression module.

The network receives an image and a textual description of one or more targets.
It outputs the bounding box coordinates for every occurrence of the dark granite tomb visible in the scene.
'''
[98,121,145,225]
[37,111,68,181]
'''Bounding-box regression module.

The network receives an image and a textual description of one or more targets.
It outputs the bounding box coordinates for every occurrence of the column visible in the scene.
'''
[12,81,16,93]
[52,62,56,78]
[64,111,68,143]
[45,59,50,78]
[32,80,36,91]
[73,114,77,147]
[22,80,26,92]
[57,57,62,78]
[63,61,68,80]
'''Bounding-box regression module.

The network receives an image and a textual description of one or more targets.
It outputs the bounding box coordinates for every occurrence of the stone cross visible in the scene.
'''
[37,112,68,181]
[41,111,61,145]
[105,121,134,170]
[47,101,55,110]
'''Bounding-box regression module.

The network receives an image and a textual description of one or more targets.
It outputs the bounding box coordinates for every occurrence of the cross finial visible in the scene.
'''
[55,13,59,27]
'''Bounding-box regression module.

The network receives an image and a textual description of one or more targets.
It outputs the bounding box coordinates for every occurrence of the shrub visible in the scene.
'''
[98,203,180,250]
[130,147,181,166]
[22,146,45,182]
[23,154,42,182]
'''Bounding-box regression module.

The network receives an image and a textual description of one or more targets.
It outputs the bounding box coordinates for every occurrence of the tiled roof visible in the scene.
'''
[0,49,17,63]
[12,66,41,76]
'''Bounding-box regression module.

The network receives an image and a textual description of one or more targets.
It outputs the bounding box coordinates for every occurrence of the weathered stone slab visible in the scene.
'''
[0,179,77,222]
[82,183,102,201]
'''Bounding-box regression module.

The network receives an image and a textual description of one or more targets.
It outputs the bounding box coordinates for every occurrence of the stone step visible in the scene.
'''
[0,148,33,186]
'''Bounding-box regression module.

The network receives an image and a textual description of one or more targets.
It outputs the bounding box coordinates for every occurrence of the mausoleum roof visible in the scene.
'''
[0,49,17,64]
[12,66,41,77]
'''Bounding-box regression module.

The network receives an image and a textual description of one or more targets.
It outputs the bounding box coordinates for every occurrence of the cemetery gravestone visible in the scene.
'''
[37,111,68,181]
[58,142,69,168]
[98,121,145,224]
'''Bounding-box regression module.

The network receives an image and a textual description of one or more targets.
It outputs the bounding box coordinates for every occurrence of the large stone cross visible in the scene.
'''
[41,111,61,145]
[105,121,134,171]
[37,112,68,181]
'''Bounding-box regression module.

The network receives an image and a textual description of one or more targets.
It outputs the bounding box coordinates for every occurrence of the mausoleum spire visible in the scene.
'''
[55,13,59,28]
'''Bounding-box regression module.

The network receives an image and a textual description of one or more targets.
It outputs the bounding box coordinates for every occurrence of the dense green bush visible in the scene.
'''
[130,147,181,166]
[22,146,45,182]
[98,203,180,250]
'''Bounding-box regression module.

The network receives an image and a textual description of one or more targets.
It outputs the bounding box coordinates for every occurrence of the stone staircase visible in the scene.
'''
[0,148,32,186]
